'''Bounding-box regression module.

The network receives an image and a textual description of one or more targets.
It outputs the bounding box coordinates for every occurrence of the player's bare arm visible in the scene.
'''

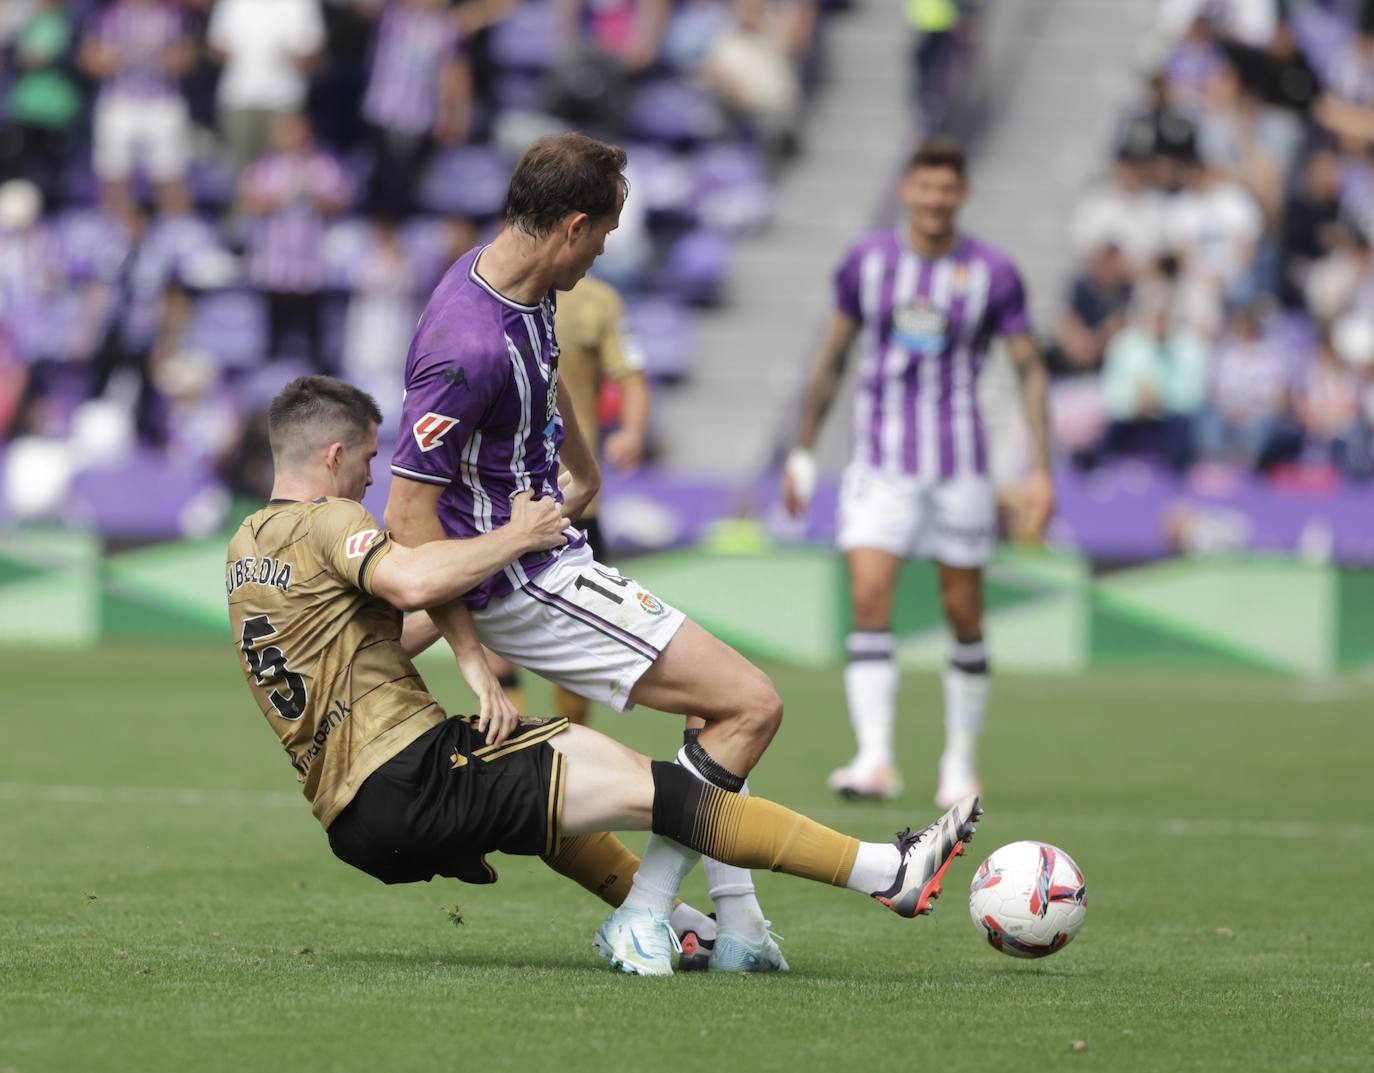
[399,611,442,658]
[1006,332,1055,542]
[384,481,565,744]
[603,371,650,472]
[555,378,601,520]
[784,310,861,516]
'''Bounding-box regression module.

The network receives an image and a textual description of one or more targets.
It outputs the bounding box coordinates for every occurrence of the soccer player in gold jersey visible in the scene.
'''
[228,375,981,976]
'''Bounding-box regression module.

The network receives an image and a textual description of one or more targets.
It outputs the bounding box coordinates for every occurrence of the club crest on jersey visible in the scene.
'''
[636,591,665,616]
[345,529,381,559]
[413,412,458,453]
[892,302,948,354]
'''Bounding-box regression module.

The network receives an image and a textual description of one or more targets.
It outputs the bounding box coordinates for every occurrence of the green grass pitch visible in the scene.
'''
[2,643,1370,1072]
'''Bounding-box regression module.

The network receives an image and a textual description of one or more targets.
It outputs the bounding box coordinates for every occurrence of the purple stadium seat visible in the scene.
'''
[657,229,730,306]
[187,158,237,209]
[628,79,727,146]
[692,142,773,235]
[627,143,697,229]
[418,145,515,218]
[626,298,695,381]
[490,2,560,70]
[493,72,546,113]
[69,449,218,540]
[188,290,267,370]
[322,217,374,290]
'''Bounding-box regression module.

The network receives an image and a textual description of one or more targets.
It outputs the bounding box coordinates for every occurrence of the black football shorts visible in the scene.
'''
[327,715,569,885]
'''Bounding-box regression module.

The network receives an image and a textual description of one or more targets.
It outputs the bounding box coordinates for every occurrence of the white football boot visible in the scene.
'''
[708,926,790,973]
[870,795,982,918]
[594,906,680,976]
[934,752,981,809]
[827,759,904,802]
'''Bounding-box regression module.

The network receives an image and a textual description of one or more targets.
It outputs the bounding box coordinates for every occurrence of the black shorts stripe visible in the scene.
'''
[519,582,661,663]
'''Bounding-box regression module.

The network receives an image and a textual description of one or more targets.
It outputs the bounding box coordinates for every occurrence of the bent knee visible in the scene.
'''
[739,675,783,741]
[851,586,894,629]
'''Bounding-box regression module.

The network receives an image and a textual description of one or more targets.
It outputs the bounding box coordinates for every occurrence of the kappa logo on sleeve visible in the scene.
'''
[345,529,381,559]
[412,412,458,453]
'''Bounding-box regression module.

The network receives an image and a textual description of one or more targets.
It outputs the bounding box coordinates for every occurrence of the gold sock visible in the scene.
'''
[542,832,640,907]
[653,762,859,888]
[553,684,590,726]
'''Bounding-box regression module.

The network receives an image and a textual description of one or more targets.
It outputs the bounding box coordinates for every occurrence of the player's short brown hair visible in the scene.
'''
[268,376,383,468]
[907,137,966,179]
[503,133,629,237]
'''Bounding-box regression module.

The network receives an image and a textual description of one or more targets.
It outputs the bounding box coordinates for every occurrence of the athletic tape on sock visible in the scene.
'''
[950,637,989,675]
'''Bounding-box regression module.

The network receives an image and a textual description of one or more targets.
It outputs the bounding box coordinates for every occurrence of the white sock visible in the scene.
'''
[844,840,902,894]
[678,747,768,942]
[622,834,700,916]
[670,902,717,942]
[943,640,990,766]
[845,631,897,769]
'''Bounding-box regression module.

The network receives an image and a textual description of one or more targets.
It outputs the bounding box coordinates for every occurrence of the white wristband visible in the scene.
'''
[785,448,816,504]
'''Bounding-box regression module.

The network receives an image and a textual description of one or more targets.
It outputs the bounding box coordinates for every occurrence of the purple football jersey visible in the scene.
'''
[391,246,585,609]
[834,229,1031,480]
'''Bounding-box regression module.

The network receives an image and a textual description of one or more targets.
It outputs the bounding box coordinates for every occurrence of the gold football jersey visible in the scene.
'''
[555,277,644,513]
[225,497,445,828]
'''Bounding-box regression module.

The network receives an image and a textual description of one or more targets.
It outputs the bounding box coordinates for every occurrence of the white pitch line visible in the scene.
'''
[2,781,1370,842]
[0,782,302,809]
[808,807,1374,842]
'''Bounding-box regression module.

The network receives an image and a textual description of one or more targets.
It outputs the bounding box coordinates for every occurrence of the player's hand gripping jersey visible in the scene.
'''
[390,245,586,608]
[226,498,444,827]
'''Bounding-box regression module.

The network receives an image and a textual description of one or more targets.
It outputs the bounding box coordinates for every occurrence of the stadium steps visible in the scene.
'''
[652,0,913,475]
[652,0,1156,479]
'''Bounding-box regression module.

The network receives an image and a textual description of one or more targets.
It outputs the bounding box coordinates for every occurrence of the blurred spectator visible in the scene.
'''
[79,0,197,218]
[1071,152,1167,274]
[1048,243,1133,376]
[1116,73,1198,172]
[1294,331,1372,477]
[1277,147,1345,308]
[207,0,326,175]
[1195,302,1294,470]
[1195,58,1300,222]
[1158,0,1278,51]
[0,0,82,201]
[1228,20,1321,117]
[155,340,241,468]
[557,0,671,73]
[361,0,472,220]
[0,180,62,366]
[1163,157,1265,330]
[341,220,417,388]
[1162,16,1227,114]
[700,0,802,161]
[1305,225,1373,324]
[907,0,978,134]
[1100,301,1209,471]
[237,113,351,372]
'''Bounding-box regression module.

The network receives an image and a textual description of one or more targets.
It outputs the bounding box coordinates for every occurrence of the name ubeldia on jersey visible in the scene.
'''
[846,232,1023,480]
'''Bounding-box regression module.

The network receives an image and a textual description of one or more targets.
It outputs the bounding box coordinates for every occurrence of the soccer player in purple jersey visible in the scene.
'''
[383,134,786,976]
[783,138,1054,807]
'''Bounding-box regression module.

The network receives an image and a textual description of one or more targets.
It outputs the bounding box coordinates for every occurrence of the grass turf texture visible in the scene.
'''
[2,644,1370,1073]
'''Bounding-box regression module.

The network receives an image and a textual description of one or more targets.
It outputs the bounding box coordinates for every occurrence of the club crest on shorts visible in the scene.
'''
[412,412,458,453]
[345,529,381,558]
[636,590,665,616]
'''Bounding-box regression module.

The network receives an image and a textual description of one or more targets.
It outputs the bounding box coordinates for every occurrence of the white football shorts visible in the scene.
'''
[836,462,997,567]
[471,542,686,712]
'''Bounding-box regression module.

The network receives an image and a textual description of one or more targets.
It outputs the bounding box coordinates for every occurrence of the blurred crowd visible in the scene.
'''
[1048,0,1374,485]
[0,0,833,522]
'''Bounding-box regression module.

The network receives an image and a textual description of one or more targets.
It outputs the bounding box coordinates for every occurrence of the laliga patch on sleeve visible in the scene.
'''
[412,412,458,453]
[346,529,381,559]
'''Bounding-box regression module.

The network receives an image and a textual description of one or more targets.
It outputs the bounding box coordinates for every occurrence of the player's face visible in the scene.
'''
[335,424,379,502]
[902,165,965,245]
[556,191,623,289]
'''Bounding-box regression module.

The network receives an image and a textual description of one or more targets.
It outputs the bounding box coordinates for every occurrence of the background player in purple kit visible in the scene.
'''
[783,137,1053,808]
[383,133,786,977]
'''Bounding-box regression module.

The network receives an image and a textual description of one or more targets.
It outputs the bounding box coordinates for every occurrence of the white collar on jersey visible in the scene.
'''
[469,245,544,313]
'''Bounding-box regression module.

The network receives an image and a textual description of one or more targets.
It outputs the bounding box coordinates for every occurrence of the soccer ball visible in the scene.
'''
[968,841,1087,958]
